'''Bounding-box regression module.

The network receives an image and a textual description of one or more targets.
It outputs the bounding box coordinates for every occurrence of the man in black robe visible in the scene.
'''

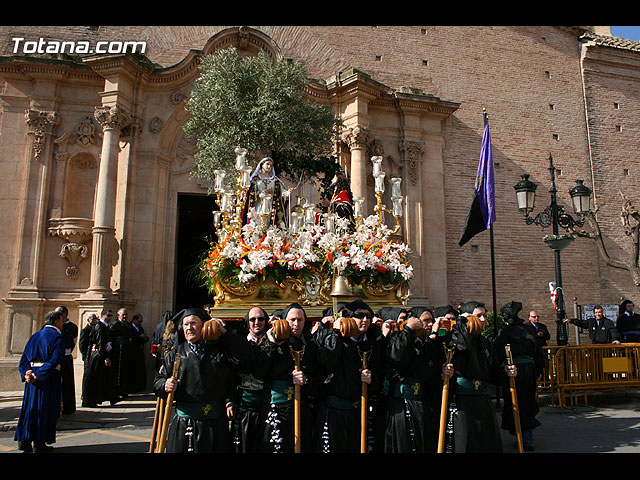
[151,311,173,371]
[493,301,544,451]
[128,313,149,392]
[55,305,78,415]
[235,305,270,453]
[153,308,258,453]
[385,307,444,453]
[110,308,134,400]
[82,309,117,407]
[617,300,640,343]
[312,299,385,453]
[261,302,318,453]
[441,311,516,453]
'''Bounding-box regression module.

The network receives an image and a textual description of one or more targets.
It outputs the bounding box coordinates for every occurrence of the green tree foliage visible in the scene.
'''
[183,48,342,196]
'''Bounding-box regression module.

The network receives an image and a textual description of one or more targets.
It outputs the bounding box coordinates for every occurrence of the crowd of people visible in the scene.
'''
[151,299,544,454]
[79,307,150,407]
[14,297,640,454]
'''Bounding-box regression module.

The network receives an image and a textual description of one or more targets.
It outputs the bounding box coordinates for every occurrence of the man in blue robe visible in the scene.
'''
[15,310,66,453]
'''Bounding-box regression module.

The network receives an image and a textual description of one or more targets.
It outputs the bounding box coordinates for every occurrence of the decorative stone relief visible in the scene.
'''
[24,109,59,161]
[149,117,164,134]
[48,217,93,279]
[75,116,97,146]
[58,242,89,279]
[169,90,186,105]
[399,140,424,186]
[340,125,372,151]
[94,105,133,132]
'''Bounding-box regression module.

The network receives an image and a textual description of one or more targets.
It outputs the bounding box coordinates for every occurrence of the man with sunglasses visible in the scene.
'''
[312,299,385,452]
[235,306,270,452]
[526,311,551,347]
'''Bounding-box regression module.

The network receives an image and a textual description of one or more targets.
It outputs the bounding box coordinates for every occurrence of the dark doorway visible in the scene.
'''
[174,193,218,312]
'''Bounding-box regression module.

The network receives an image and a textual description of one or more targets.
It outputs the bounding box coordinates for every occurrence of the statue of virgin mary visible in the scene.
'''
[242,157,289,229]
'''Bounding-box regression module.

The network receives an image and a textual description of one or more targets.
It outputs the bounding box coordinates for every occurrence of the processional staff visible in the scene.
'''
[155,354,181,453]
[437,345,456,453]
[505,344,524,453]
[358,346,371,454]
[290,344,305,454]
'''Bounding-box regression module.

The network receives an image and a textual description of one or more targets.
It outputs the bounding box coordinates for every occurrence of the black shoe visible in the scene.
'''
[33,442,53,453]
[18,440,33,453]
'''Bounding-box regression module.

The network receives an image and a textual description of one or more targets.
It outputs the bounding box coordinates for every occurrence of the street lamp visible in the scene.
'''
[514,154,592,345]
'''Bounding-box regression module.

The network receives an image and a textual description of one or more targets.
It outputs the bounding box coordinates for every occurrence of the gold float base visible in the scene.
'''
[208,273,408,319]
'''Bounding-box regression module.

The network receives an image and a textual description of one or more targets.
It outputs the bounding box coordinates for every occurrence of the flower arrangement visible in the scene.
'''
[543,233,574,241]
[198,208,413,297]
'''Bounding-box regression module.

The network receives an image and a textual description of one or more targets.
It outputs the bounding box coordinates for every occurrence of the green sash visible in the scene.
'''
[327,394,359,410]
[391,377,424,400]
[176,401,225,420]
[455,377,487,395]
[270,379,295,404]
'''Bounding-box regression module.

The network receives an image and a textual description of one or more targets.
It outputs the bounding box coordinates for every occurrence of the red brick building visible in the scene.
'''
[0,26,638,389]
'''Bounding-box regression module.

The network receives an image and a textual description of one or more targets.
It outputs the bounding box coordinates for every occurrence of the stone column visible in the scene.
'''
[341,125,372,213]
[399,139,427,304]
[86,105,132,295]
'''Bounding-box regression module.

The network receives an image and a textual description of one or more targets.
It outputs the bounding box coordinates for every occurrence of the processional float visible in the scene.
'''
[155,147,413,453]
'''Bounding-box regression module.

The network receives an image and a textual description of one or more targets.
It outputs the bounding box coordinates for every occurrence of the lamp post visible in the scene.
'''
[514,154,592,346]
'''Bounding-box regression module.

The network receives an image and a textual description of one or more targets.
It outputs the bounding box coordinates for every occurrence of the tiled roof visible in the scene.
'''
[580,32,640,52]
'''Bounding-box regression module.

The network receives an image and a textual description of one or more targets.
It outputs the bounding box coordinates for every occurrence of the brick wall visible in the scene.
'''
[1,25,638,345]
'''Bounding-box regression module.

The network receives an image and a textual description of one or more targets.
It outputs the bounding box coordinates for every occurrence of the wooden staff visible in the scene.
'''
[505,344,524,453]
[148,396,165,453]
[437,345,456,453]
[358,347,371,454]
[156,354,181,453]
[290,345,305,454]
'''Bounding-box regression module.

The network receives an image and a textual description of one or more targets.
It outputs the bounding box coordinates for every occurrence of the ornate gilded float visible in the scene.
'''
[198,148,413,318]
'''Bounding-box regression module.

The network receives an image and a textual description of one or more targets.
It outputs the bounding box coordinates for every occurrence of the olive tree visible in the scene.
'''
[183,47,342,196]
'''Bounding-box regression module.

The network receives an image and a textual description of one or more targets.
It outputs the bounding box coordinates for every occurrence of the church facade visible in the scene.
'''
[1,25,639,390]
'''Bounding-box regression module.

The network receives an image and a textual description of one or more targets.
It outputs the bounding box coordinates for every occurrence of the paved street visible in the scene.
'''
[2,390,640,454]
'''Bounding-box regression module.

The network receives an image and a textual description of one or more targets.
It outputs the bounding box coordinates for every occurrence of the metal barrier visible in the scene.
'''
[538,343,640,407]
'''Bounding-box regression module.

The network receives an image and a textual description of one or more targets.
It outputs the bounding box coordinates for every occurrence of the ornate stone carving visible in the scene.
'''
[48,217,93,280]
[341,125,372,151]
[94,105,133,132]
[25,109,59,161]
[399,140,424,186]
[149,117,164,134]
[75,116,97,146]
[370,139,384,157]
[59,242,89,279]
[169,90,186,105]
